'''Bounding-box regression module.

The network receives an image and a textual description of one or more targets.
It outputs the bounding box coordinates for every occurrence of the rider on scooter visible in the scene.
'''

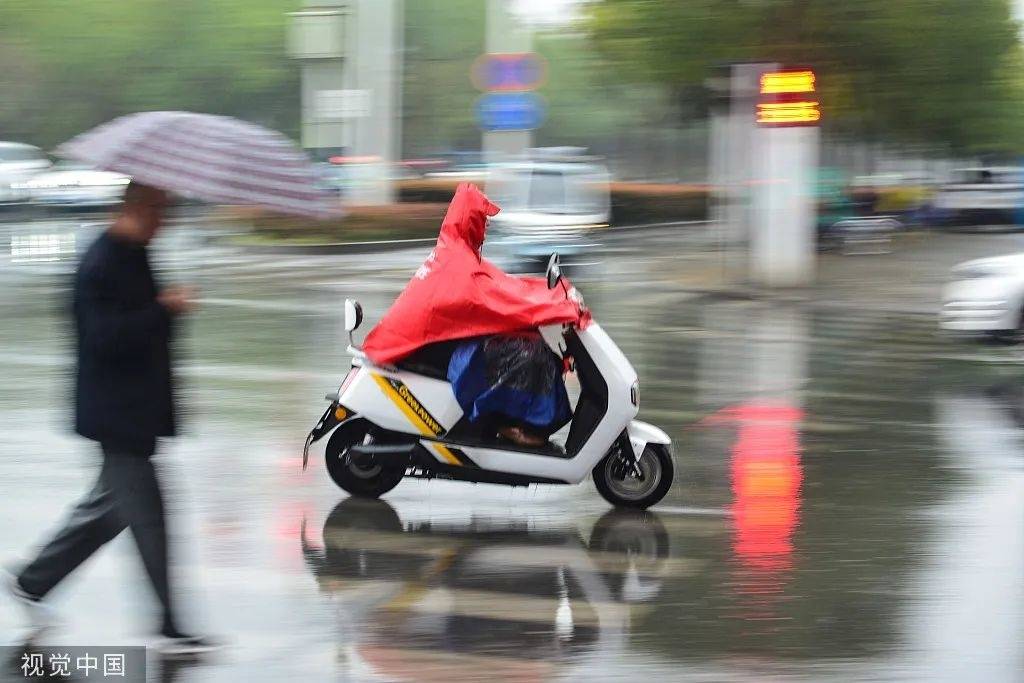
[362,183,590,446]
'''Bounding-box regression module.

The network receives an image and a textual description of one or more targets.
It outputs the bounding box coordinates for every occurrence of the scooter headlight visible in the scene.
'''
[630,380,639,407]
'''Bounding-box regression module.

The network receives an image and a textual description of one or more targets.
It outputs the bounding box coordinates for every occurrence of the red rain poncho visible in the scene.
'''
[363,183,589,365]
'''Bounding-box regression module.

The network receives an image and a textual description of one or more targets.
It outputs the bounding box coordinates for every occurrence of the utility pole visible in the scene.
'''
[482,0,533,164]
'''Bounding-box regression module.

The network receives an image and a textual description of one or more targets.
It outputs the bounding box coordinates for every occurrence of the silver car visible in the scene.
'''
[0,142,51,204]
[15,162,130,209]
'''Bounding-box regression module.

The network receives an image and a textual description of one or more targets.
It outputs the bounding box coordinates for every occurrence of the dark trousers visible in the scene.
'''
[18,443,179,635]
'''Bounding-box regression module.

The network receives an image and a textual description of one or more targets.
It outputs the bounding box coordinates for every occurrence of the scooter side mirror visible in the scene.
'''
[344,299,363,333]
[546,253,562,289]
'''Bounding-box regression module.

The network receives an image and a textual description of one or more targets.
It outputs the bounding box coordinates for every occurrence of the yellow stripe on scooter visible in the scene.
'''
[429,443,462,466]
[370,373,462,466]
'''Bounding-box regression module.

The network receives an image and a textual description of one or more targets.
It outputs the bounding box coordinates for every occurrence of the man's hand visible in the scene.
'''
[158,285,198,316]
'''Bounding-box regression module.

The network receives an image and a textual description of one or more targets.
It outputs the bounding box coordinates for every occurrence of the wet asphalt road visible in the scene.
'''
[0,214,1023,681]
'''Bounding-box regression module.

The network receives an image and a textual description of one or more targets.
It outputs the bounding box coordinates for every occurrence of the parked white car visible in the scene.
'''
[13,162,129,209]
[0,142,51,203]
[941,253,1024,340]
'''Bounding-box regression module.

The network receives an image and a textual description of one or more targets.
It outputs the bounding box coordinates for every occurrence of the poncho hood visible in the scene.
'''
[362,183,588,365]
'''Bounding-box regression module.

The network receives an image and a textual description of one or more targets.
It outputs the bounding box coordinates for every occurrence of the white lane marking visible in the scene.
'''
[653,505,731,516]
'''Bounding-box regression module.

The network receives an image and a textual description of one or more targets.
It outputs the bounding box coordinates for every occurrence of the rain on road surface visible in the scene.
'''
[0,214,1022,681]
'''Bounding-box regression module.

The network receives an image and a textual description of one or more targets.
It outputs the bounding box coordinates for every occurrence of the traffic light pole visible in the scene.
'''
[750,124,818,286]
[709,62,818,287]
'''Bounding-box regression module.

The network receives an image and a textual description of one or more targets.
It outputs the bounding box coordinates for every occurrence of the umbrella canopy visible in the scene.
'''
[56,111,340,219]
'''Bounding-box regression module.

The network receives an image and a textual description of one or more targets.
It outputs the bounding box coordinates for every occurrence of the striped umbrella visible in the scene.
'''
[56,111,341,219]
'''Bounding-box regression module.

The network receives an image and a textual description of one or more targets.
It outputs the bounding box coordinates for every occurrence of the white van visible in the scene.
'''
[485,148,610,272]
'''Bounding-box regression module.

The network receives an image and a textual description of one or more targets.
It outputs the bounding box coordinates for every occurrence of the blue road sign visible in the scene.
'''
[476,92,545,132]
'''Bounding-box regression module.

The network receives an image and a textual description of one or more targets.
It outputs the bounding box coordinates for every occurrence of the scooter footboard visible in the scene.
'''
[626,420,671,458]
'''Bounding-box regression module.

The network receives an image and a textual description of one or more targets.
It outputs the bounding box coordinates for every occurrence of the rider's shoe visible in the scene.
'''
[498,425,547,447]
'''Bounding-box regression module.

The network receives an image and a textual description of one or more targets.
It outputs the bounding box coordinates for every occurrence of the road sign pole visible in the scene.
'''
[483,0,532,164]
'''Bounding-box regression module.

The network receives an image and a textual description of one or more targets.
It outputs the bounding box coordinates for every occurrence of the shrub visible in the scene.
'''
[240,202,447,242]
[398,179,710,224]
[608,182,709,224]
[222,180,711,243]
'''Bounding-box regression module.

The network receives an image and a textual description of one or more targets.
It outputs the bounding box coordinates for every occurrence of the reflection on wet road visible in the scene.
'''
[303,500,681,682]
[0,215,1022,680]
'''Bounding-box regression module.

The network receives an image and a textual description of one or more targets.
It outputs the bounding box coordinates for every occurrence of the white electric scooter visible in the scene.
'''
[303,254,674,509]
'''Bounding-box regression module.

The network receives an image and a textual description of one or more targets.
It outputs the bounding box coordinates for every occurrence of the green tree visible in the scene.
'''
[536,32,669,146]
[401,0,485,157]
[0,0,301,149]
[587,0,1023,152]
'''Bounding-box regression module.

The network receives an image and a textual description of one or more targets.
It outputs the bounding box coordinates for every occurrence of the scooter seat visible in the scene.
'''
[395,360,449,381]
[395,341,460,381]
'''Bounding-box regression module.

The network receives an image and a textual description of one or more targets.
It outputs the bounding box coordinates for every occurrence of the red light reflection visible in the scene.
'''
[703,402,804,619]
[725,403,803,572]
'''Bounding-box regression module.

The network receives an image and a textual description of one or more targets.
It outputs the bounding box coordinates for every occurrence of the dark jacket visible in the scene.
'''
[73,231,175,451]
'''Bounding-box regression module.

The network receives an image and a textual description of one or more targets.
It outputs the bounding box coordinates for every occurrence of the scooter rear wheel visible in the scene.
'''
[325,419,406,498]
[593,444,673,509]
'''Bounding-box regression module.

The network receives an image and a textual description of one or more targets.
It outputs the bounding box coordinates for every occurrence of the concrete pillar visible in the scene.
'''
[348,0,400,204]
[289,0,400,205]
[750,125,818,286]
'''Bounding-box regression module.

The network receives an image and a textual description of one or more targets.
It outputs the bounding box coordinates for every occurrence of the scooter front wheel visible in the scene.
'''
[593,444,673,509]
[325,419,406,498]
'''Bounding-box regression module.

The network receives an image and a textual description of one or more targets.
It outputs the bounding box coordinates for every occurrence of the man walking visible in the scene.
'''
[5,182,216,654]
